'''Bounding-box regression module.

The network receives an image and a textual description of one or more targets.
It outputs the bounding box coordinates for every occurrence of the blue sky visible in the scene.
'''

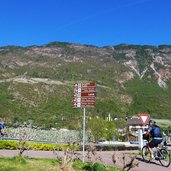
[0,0,171,47]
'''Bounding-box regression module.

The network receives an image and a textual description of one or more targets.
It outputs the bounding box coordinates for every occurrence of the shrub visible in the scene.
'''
[92,163,106,171]
[0,140,18,150]
[0,140,65,151]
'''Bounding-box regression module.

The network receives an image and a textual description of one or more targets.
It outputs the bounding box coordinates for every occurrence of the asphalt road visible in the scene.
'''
[0,148,170,171]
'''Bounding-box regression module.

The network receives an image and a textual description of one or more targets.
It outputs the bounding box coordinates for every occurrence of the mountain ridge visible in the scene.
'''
[0,42,171,128]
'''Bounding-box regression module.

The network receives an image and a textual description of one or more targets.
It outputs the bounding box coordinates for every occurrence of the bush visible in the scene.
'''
[0,140,65,151]
[0,140,18,150]
[92,163,106,171]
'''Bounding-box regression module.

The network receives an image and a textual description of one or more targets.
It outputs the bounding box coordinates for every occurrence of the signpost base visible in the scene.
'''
[83,107,86,163]
[138,129,143,149]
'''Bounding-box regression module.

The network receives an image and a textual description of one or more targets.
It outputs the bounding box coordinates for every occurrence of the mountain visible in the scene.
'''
[0,42,171,128]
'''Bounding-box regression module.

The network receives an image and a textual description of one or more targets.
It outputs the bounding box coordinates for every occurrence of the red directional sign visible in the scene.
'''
[74,102,95,108]
[138,114,150,125]
[74,88,96,93]
[81,88,96,93]
[81,92,96,96]
[81,82,96,87]
[81,99,95,103]
[81,97,95,100]
[73,98,95,103]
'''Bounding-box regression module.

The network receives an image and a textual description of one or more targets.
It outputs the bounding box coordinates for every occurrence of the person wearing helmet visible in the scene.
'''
[145,120,163,160]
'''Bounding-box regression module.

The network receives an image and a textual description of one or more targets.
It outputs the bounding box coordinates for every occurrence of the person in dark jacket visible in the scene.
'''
[145,120,163,159]
[0,122,4,136]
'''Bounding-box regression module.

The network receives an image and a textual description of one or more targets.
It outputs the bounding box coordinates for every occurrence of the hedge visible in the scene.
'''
[0,140,68,151]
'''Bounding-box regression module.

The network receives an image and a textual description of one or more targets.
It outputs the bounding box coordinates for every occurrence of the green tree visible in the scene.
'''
[103,120,118,141]
[87,117,104,143]
[87,117,118,142]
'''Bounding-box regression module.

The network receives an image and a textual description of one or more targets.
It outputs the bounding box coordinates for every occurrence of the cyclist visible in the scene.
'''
[145,120,163,160]
[0,122,4,136]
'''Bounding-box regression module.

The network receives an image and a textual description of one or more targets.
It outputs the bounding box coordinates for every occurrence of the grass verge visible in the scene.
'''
[0,157,122,171]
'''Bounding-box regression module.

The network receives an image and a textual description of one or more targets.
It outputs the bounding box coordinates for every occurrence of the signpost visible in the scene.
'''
[73,82,96,162]
[138,129,143,149]
[137,114,150,149]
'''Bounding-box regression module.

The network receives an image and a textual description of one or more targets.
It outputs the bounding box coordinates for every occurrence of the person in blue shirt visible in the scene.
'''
[0,122,4,136]
[146,120,163,159]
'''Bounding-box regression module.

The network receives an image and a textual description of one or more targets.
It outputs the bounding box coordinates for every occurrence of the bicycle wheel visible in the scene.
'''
[158,149,171,167]
[142,146,151,162]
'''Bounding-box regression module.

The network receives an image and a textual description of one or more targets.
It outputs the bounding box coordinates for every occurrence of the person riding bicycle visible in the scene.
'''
[145,120,163,160]
[0,122,4,136]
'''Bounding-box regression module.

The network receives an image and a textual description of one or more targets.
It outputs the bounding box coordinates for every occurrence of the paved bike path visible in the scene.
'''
[0,150,170,171]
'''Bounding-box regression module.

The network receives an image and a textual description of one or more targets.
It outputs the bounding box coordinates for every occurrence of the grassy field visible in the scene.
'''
[0,157,121,171]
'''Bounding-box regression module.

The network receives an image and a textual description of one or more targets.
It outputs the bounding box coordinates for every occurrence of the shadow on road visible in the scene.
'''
[136,157,161,166]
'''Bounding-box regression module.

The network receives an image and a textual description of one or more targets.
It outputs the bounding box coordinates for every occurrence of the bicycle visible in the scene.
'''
[0,133,8,139]
[142,141,171,167]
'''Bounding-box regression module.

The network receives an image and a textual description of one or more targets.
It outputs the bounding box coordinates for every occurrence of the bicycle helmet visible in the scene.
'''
[149,119,156,124]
